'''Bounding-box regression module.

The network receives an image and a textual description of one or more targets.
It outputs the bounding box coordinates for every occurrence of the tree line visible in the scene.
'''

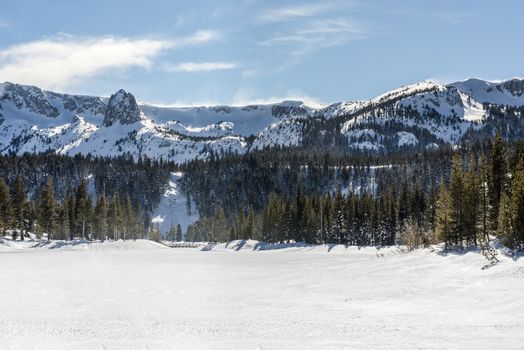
[435,134,524,249]
[0,153,173,212]
[0,176,156,241]
[186,133,524,250]
[1,133,523,250]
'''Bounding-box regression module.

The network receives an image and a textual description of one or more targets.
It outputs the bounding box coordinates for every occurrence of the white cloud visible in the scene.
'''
[165,62,237,73]
[256,2,336,23]
[0,31,220,90]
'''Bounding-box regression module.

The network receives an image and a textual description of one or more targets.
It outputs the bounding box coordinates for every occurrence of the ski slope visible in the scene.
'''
[0,240,523,349]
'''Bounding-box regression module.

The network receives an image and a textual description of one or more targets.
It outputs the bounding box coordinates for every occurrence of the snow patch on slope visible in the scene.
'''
[396,131,418,147]
[152,172,199,235]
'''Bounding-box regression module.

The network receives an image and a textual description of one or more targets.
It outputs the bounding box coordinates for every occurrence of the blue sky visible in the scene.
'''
[0,0,522,105]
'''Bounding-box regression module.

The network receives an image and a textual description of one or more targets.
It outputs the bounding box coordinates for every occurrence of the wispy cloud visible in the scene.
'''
[256,2,339,23]
[299,18,363,35]
[0,19,8,29]
[164,61,237,73]
[171,30,222,47]
[231,86,326,107]
[261,18,366,57]
[0,31,220,90]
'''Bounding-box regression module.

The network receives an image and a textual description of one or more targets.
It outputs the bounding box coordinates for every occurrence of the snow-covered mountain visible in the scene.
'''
[339,79,524,150]
[0,82,312,163]
[1,78,523,162]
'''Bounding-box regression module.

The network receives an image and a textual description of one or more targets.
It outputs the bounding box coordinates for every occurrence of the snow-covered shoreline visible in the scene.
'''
[1,238,523,349]
[1,237,521,259]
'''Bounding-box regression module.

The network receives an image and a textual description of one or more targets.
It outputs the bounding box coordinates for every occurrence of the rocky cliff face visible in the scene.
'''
[103,89,142,126]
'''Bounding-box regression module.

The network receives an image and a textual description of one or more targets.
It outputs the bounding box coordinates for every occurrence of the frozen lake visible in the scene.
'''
[1,240,523,349]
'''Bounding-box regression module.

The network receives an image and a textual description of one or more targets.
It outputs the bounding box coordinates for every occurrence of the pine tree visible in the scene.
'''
[463,167,479,246]
[236,204,245,240]
[322,195,333,244]
[331,187,345,244]
[345,193,357,245]
[261,201,273,243]
[74,179,90,239]
[0,178,13,234]
[435,182,452,245]
[449,155,464,246]
[38,178,57,241]
[385,189,398,245]
[423,181,437,235]
[412,179,425,224]
[94,194,108,241]
[24,200,36,238]
[85,195,94,240]
[143,212,151,240]
[67,193,75,240]
[300,198,316,244]
[186,225,195,242]
[398,181,410,223]
[108,192,122,240]
[135,203,145,240]
[490,131,508,231]
[293,177,305,242]
[246,205,256,240]
[497,192,512,245]
[211,206,227,242]
[508,156,524,247]
[12,176,28,240]
[176,224,182,242]
[167,224,177,241]
[59,199,70,240]
[282,200,293,242]
[123,194,134,240]
[476,154,491,243]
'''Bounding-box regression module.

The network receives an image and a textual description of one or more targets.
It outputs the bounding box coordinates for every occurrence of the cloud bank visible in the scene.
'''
[0,31,220,90]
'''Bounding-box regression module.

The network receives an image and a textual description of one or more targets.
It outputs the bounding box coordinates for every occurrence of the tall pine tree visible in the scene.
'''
[12,176,28,240]
[38,178,57,241]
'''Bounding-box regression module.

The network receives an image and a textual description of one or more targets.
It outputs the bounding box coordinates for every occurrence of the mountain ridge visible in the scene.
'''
[1,78,523,163]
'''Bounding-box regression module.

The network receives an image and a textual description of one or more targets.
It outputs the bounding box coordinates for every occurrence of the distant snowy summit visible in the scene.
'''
[1,78,523,162]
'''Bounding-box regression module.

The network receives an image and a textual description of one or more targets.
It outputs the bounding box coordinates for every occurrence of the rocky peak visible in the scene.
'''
[0,82,60,118]
[103,89,142,126]
[500,78,524,97]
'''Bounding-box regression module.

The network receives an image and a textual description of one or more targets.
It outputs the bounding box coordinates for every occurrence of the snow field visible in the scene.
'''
[0,240,523,349]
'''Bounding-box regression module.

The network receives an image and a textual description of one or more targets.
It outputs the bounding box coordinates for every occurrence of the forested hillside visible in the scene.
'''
[1,134,523,250]
[0,154,174,240]
[184,134,524,250]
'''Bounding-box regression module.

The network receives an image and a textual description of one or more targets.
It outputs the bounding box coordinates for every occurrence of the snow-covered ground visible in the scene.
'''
[1,239,523,349]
